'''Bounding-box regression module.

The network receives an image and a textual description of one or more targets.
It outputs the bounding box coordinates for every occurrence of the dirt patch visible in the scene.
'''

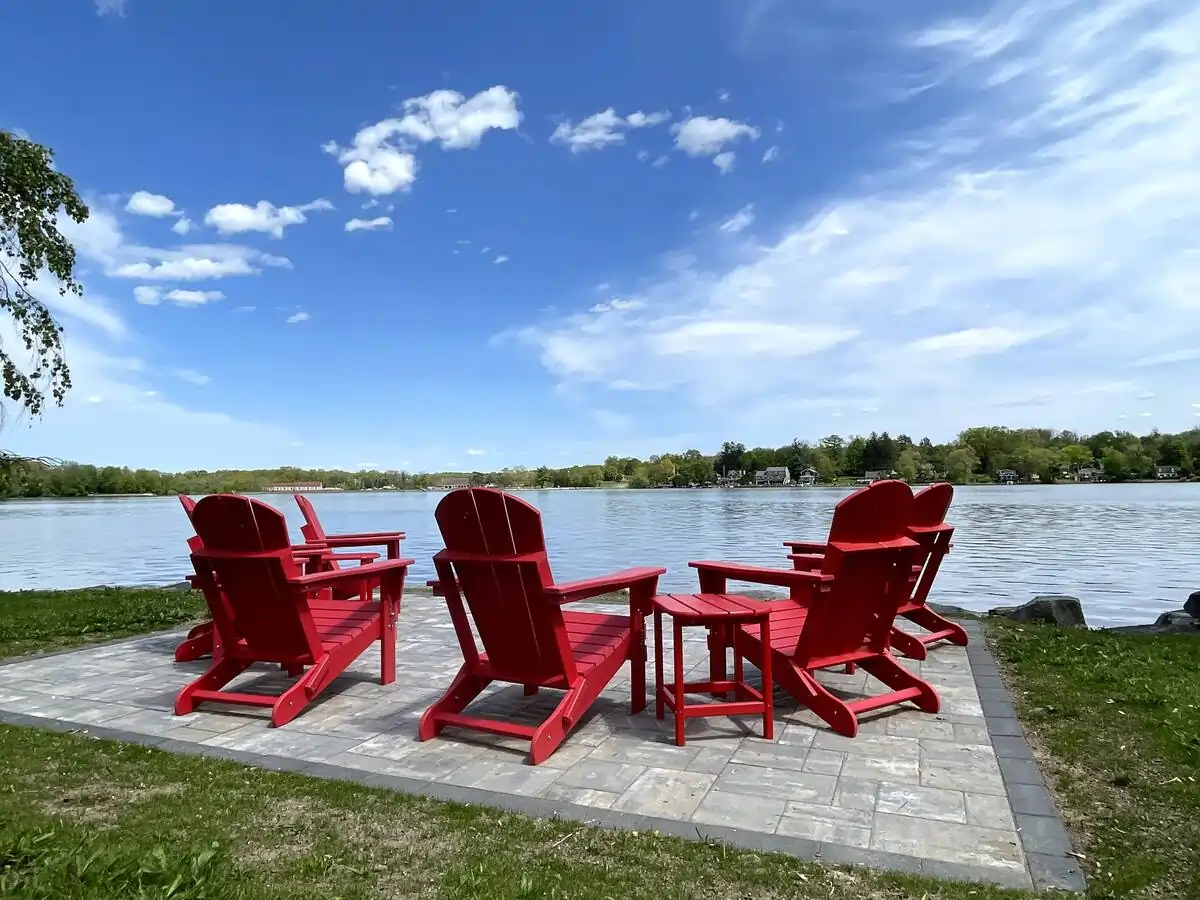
[43,781,185,826]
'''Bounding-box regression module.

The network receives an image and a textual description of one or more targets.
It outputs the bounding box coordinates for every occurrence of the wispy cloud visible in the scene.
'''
[511,0,1200,437]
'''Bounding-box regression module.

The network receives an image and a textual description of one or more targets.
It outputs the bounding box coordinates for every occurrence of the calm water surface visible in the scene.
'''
[1,485,1197,627]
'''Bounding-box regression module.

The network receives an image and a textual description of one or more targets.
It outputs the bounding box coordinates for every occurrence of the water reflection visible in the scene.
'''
[0,484,1195,626]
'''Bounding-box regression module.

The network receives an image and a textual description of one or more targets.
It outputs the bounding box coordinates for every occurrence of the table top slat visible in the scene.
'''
[652,592,772,621]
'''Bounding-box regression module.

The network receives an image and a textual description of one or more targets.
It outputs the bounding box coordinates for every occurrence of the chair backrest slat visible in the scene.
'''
[908,483,954,605]
[294,494,328,544]
[795,481,920,665]
[189,494,322,663]
[434,488,574,683]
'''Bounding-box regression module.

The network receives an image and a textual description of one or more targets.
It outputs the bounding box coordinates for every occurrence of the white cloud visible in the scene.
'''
[132,286,221,306]
[652,154,671,168]
[95,0,125,15]
[672,116,760,157]
[60,210,290,281]
[762,146,780,163]
[125,191,176,217]
[717,89,732,103]
[494,254,509,264]
[509,0,1200,439]
[165,289,223,306]
[719,204,755,234]
[325,86,520,195]
[204,198,332,238]
[174,368,210,386]
[626,111,671,128]
[233,305,255,313]
[446,207,457,213]
[589,298,642,313]
[286,311,310,324]
[465,448,486,456]
[713,152,737,174]
[345,216,393,232]
[171,216,193,235]
[551,108,671,153]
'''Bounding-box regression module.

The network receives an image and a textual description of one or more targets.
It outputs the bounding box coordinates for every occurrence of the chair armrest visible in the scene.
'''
[545,567,667,604]
[783,540,828,553]
[317,532,405,547]
[689,560,832,593]
[290,558,414,589]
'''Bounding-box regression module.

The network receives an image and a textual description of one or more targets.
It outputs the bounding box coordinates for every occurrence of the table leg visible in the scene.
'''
[673,617,686,747]
[761,615,774,740]
[732,625,744,694]
[654,609,665,720]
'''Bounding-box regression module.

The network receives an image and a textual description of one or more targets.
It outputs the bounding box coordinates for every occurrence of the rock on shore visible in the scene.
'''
[989,596,1087,627]
[988,592,1200,634]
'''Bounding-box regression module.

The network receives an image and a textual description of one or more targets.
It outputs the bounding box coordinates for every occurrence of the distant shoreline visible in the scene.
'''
[1,478,1195,502]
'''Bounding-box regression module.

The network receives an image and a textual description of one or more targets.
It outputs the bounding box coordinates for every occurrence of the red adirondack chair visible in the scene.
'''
[176,494,413,726]
[173,494,387,662]
[294,493,405,562]
[418,488,666,765]
[786,483,965,659]
[691,480,940,737]
[293,494,405,602]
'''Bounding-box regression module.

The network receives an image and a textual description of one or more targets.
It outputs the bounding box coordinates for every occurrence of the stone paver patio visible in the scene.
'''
[0,594,1084,892]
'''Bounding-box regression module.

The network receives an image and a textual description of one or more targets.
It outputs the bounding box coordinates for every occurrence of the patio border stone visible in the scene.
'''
[0,616,1088,893]
[961,619,1087,893]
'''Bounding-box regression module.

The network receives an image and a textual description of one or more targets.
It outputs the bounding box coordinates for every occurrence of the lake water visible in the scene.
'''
[1,485,1197,627]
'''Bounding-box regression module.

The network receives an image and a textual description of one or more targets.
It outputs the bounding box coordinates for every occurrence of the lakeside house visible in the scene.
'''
[433,475,472,491]
[266,481,326,493]
[754,466,792,486]
[1156,465,1181,480]
[998,469,1017,484]
[1077,466,1104,483]
[715,470,746,486]
[795,466,818,486]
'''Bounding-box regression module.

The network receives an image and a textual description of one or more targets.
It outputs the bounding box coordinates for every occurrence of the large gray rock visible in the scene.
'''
[1107,610,1200,636]
[1185,591,1200,619]
[989,595,1087,627]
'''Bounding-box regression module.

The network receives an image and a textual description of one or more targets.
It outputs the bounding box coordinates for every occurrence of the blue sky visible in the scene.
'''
[3,0,1198,472]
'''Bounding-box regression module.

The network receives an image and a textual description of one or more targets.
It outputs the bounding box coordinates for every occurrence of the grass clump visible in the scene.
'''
[0,586,206,658]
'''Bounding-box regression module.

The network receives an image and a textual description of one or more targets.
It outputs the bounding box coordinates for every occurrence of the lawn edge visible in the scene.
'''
[972,619,1086,893]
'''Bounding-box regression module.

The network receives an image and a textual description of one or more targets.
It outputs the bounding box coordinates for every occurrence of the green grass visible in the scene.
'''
[0,587,207,659]
[0,726,1023,900]
[988,620,1200,899]
[1,587,1197,897]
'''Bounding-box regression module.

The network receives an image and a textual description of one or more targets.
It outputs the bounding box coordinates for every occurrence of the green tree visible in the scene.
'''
[944,447,979,484]
[1100,447,1129,481]
[812,451,839,484]
[1060,444,1093,473]
[1,132,88,422]
[713,441,746,475]
[896,447,920,483]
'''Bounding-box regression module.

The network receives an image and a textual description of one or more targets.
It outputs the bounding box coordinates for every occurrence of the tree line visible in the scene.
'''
[1,425,1195,499]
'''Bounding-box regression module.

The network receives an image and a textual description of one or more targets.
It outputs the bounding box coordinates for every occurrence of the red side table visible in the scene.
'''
[652,593,773,747]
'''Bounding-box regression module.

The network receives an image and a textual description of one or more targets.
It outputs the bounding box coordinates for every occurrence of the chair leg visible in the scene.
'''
[903,606,970,647]
[174,623,215,662]
[860,654,940,714]
[889,626,929,660]
[630,605,647,715]
[794,668,859,738]
[380,611,396,685]
[418,667,490,741]
[174,658,251,715]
